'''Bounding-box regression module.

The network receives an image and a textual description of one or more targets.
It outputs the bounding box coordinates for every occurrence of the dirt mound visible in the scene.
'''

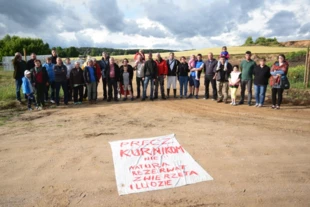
[281,40,310,47]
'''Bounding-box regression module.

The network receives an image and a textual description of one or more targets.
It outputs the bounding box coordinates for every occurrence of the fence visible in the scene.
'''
[2,56,85,71]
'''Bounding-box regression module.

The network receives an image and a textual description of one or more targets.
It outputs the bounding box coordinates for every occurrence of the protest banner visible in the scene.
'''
[109,134,213,195]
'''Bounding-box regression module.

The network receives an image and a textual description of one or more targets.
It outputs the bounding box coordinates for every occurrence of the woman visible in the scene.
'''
[253,58,271,107]
[134,55,145,99]
[70,62,84,105]
[120,58,134,101]
[30,59,49,110]
[270,54,289,110]
[177,56,190,98]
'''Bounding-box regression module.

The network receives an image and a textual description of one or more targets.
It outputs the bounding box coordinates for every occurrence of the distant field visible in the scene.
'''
[93,46,307,60]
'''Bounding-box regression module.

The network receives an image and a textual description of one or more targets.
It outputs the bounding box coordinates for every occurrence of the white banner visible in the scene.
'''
[109,134,213,195]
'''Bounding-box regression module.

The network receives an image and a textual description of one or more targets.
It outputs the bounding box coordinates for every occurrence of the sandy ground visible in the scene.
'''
[0,77,310,207]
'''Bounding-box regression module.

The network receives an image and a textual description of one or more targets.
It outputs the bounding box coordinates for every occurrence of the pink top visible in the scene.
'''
[110,64,115,78]
[188,58,196,69]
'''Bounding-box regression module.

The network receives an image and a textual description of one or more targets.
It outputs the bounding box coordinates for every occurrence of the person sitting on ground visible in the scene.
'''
[42,57,55,103]
[70,62,84,105]
[228,65,241,106]
[216,46,230,71]
[120,58,134,101]
[22,70,37,111]
[30,60,49,110]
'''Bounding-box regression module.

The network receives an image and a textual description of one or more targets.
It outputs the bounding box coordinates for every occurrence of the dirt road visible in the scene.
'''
[0,80,310,207]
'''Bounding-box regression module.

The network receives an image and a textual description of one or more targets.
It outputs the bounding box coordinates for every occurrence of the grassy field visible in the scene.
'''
[0,66,15,103]
[92,46,308,60]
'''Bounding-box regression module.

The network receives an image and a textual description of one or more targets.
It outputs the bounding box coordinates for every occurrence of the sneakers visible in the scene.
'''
[255,104,259,107]
[271,105,276,109]
[276,105,280,110]
[187,94,193,99]
[258,104,263,107]
[28,108,33,111]
[123,98,127,101]
[195,95,199,99]
[131,97,134,101]
[74,102,78,105]
[217,99,223,103]
[50,100,55,104]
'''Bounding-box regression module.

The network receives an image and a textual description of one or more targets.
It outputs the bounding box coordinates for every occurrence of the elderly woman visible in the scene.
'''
[270,54,289,110]
[70,62,84,105]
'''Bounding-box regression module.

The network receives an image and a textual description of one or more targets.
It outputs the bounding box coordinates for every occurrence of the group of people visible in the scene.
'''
[12,47,289,111]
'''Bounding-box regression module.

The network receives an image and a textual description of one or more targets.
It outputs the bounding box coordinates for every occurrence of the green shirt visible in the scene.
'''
[240,59,256,81]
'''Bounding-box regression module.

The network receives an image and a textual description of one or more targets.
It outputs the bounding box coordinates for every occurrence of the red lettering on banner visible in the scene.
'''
[130,180,173,190]
[144,156,158,161]
[133,177,141,182]
[120,146,185,157]
[119,137,173,148]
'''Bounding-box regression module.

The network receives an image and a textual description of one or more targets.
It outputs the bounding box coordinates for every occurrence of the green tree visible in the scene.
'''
[243,36,254,46]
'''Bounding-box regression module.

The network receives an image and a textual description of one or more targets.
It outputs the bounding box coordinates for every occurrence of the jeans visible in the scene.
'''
[55,81,68,105]
[154,75,166,98]
[87,82,97,101]
[204,75,217,99]
[254,85,267,105]
[143,76,154,99]
[15,78,23,101]
[240,79,253,104]
[217,81,229,101]
[36,83,45,107]
[272,88,284,106]
[136,77,144,97]
[179,76,188,97]
[108,78,118,100]
[45,81,55,101]
[102,77,107,99]
[73,85,83,103]
[26,93,36,108]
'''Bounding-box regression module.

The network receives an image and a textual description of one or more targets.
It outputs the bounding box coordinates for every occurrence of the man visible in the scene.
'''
[106,57,120,102]
[83,60,98,104]
[27,53,36,70]
[42,57,55,103]
[93,58,102,100]
[70,62,84,104]
[13,52,27,103]
[51,49,58,64]
[204,53,218,100]
[189,54,204,99]
[239,51,256,106]
[215,56,233,104]
[142,53,157,101]
[166,52,180,98]
[64,58,74,102]
[54,57,68,106]
[154,53,168,100]
[99,52,109,100]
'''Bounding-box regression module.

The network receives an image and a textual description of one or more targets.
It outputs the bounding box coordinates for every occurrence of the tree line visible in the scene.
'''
[0,35,175,61]
[243,36,282,46]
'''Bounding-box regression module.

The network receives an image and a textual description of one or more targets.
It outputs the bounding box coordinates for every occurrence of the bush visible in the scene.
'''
[285,51,307,61]
[287,65,304,84]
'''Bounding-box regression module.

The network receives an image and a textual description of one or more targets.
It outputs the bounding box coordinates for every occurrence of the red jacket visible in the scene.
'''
[94,63,102,82]
[155,59,168,76]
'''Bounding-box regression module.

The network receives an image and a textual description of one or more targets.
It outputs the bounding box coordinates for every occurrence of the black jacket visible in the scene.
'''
[215,63,233,82]
[83,66,98,83]
[120,65,134,85]
[54,64,67,82]
[13,59,27,80]
[99,57,110,78]
[51,55,58,64]
[144,59,158,79]
[253,65,271,86]
[106,63,120,81]
[30,67,49,85]
[166,59,180,76]
[177,63,189,77]
[70,67,84,86]
[204,59,218,76]
[27,59,35,70]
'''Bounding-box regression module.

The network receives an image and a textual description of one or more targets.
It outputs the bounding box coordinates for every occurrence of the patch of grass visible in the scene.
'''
[0,66,17,109]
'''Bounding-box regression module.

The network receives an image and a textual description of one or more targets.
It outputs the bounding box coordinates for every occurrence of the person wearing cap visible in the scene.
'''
[239,51,256,106]
[64,58,74,102]
[70,62,84,105]
[54,57,68,106]
[30,59,49,109]
[13,52,27,103]
[83,59,98,104]
[22,70,37,110]
[43,57,55,103]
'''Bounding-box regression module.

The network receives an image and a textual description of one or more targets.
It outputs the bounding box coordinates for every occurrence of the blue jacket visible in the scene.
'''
[22,77,33,94]
[43,63,55,82]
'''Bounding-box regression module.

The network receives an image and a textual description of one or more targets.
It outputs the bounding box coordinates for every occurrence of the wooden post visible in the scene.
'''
[23,48,27,62]
[304,46,310,88]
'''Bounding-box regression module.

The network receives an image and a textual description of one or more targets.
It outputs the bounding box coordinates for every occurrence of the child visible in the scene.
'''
[22,70,37,111]
[217,46,230,71]
[229,65,241,106]
[121,60,133,101]
[188,55,198,80]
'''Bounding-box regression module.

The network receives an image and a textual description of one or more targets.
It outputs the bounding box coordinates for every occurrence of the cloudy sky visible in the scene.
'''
[0,0,310,50]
